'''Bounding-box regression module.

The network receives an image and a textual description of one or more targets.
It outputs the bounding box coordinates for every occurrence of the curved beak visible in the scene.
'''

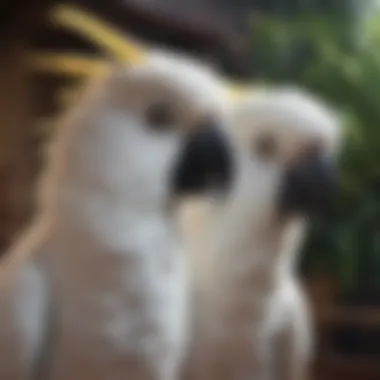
[280,152,338,217]
[172,122,233,196]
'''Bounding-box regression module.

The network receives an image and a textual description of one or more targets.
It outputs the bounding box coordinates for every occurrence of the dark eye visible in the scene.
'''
[254,134,278,160]
[145,102,176,131]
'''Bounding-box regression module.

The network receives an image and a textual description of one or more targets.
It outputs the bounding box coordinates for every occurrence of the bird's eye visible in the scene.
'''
[254,134,278,160]
[145,102,176,132]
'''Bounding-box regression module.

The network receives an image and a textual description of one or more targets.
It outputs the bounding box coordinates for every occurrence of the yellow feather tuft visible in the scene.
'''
[50,5,146,65]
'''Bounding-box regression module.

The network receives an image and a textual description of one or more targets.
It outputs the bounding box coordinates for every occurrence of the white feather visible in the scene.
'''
[180,86,341,380]
[0,50,228,380]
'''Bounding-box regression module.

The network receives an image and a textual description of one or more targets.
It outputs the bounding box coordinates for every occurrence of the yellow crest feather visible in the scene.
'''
[50,5,146,65]
[29,5,253,104]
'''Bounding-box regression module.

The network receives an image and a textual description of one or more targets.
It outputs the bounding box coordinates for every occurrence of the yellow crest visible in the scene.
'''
[28,4,252,104]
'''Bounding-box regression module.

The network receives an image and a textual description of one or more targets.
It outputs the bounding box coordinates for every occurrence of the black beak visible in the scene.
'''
[172,122,233,196]
[280,152,338,217]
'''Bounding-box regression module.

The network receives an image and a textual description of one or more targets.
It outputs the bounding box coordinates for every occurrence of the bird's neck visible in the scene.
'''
[39,180,182,272]
[196,214,304,337]
[24,182,187,349]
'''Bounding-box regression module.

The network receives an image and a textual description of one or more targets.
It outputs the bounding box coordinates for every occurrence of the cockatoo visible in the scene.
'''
[0,51,233,380]
[180,87,341,380]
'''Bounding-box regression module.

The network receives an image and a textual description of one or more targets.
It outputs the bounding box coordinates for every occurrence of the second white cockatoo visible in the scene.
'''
[180,87,341,380]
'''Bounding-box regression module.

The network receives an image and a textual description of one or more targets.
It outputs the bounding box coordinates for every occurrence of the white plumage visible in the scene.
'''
[180,86,341,380]
[0,51,232,380]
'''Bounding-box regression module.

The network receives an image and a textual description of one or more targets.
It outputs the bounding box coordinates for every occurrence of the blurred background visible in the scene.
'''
[0,0,379,379]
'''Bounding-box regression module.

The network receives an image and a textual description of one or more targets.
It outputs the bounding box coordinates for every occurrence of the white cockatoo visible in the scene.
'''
[0,51,233,380]
[180,87,341,380]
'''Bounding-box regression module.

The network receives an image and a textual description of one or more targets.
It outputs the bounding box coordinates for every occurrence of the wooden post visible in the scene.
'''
[0,2,48,251]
